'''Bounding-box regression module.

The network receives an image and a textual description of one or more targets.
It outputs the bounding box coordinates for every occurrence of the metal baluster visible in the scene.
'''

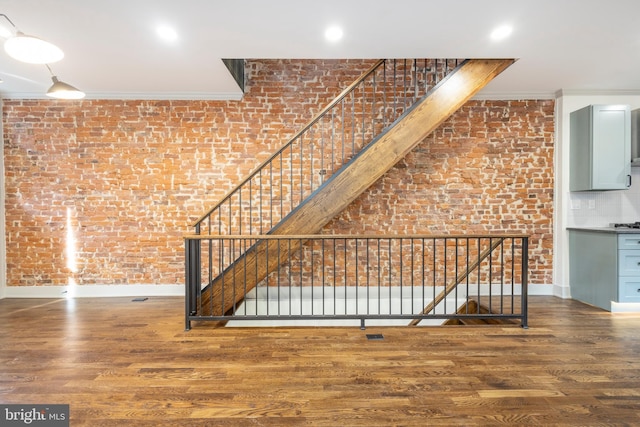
[465,238,470,314]
[333,238,337,315]
[403,59,408,111]
[521,238,529,328]
[500,237,504,315]
[352,237,360,314]
[388,238,392,316]
[300,134,304,205]
[309,127,315,193]
[410,239,414,314]
[322,238,326,316]
[219,238,224,317]
[277,151,282,224]
[289,140,293,214]
[454,238,459,316]
[259,169,263,234]
[320,115,325,183]
[331,107,335,173]
[399,239,403,315]
[310,239,315,316]
[341,98,345,164]
[489,238,493,314]
[299,238,303,315]
[511,237,515,314]
[268,156,273,228]
[351,89,356,158]
[265,237,270,316]
[230,238,236,315]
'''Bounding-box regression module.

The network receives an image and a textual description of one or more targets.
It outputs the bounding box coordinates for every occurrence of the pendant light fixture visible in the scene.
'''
[1,14,64,64]
[45,64,85,99]
[1,14,84,99]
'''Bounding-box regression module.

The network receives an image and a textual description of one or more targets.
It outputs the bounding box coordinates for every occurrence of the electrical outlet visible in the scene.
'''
[588,199,596,209]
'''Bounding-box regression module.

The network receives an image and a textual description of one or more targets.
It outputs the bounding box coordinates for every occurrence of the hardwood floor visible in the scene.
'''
[1,296,639,426]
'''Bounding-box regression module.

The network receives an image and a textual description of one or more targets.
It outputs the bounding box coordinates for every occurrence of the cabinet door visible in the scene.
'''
[570,104,631,191]
[618,250,640,276]
[619,277,640,302]
[568,230,617,310]
[618,234,640,250]
[592,105,631,190]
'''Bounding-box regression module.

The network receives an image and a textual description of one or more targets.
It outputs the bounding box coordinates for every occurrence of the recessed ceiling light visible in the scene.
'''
[490,25,513,41]
[325,26,343,42]
[156,25,178,43]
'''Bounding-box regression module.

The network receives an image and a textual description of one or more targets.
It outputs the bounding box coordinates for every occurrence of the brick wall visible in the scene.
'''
[326,100,555,285]
[2,59,554,288]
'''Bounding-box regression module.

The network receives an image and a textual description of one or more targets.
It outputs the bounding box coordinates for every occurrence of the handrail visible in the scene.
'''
[191,59,385,228]
[183,233,529,240]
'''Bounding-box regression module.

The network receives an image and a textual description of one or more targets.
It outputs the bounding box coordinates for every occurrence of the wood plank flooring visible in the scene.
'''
[1,296,639,426]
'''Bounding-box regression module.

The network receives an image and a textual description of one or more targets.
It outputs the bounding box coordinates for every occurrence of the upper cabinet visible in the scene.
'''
[570,104,631,191]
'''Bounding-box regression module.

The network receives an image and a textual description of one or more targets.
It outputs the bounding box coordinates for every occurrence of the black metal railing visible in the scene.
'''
[191,59,465,237]
[185,234,528,329]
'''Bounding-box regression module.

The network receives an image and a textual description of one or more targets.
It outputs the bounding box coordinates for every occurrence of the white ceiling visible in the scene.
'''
[1,0,640,100]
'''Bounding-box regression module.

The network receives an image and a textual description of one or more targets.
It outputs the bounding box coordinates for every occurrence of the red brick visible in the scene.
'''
[2,62,553,287]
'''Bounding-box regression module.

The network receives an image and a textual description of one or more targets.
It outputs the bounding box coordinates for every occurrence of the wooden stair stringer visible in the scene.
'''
[199,59,516,316]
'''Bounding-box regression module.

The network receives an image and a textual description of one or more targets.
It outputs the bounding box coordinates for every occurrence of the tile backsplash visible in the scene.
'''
[567,167,640,227]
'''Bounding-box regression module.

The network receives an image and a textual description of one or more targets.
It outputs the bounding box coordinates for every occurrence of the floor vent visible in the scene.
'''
[366,334,384,341]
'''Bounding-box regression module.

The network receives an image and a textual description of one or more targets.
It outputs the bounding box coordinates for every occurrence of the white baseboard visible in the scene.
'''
[523,283,546,296]
[552,283,572,298]
[610,302,640,313]
[2,284,184,299]
[1,283,556,299]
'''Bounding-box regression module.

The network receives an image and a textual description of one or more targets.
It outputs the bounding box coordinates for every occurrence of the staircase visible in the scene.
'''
[189,59,515,317]
[443,300,520,325]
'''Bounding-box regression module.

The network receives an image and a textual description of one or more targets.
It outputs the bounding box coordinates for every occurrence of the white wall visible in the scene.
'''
[554,91,640,298]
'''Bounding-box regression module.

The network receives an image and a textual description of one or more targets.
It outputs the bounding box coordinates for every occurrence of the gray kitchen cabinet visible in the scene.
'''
[570,104,631,191]
[617,234,640,303]
[569,229,640,311]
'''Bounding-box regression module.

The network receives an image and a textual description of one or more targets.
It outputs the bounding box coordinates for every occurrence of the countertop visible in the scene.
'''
[567,226,640,234]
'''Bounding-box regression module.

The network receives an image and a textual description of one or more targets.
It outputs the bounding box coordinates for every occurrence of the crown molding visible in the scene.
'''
[472,91,556,100]
[555,89,640,98]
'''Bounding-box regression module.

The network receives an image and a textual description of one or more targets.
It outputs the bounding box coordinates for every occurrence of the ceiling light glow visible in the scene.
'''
[0,24,11,39]
[490,25,513,41]
[4,32,64,64]
[156,25,178,43]
[325,26,343,42]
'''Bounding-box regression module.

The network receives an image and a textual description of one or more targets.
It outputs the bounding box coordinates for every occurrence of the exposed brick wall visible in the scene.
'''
[325,100,555,285]
[2,60,554,288]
